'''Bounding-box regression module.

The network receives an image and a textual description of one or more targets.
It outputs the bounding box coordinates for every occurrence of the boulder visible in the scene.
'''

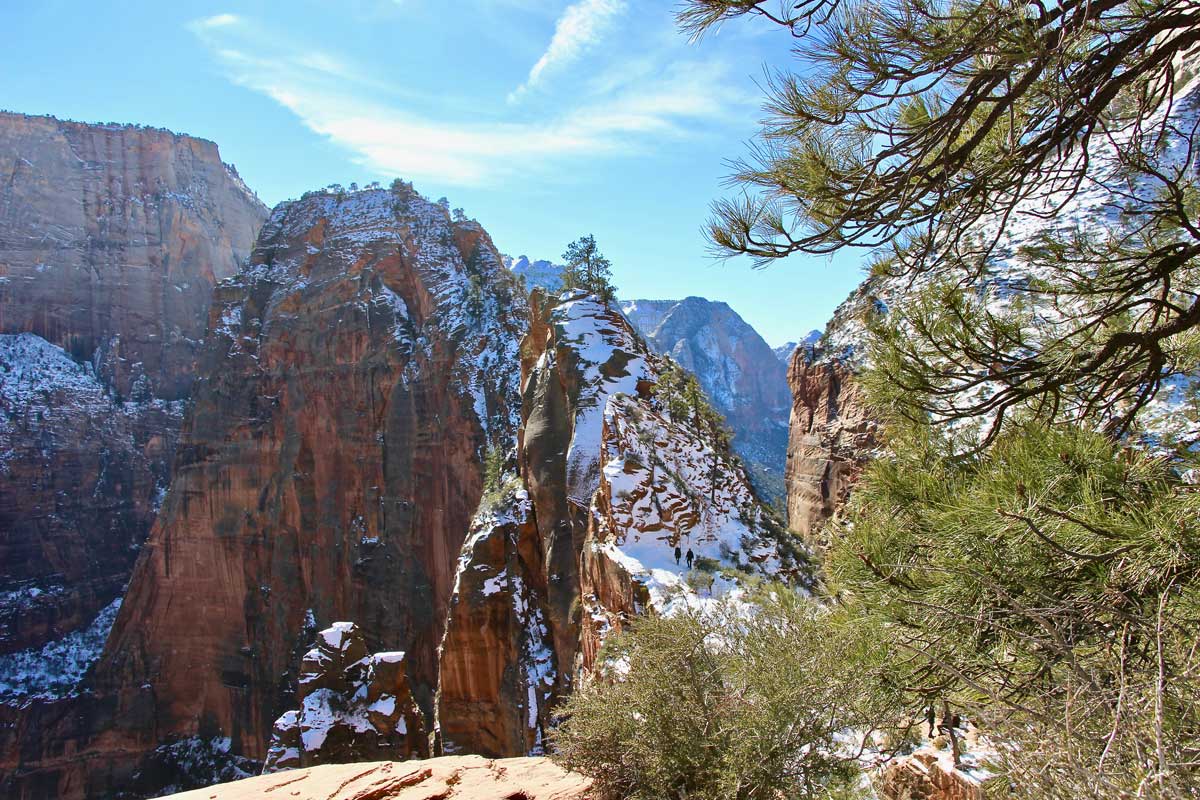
[263,622,425,771]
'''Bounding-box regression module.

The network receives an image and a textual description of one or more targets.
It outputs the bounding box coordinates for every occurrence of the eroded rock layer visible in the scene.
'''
[0,113,265,662]
[0,113,265,398]
[437,486,555,758]
[1,187,523,798]
[3,176,797,797]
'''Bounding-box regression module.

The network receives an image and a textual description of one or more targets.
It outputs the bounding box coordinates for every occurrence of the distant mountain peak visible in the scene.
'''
[619,295,791,505]
[502,254,565,292]
[773,330,822,364]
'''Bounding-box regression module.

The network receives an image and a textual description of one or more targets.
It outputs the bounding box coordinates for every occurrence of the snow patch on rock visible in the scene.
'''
[0,597,121,704]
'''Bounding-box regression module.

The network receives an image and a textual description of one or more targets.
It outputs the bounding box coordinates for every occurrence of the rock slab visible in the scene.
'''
[162,756,591,800]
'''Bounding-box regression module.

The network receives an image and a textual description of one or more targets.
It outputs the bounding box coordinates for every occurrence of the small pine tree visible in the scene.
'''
[562,234,617,300]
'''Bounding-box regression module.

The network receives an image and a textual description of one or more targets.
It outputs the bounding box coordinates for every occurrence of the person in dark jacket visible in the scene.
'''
[685,548,695,569]
[674,545,682,565]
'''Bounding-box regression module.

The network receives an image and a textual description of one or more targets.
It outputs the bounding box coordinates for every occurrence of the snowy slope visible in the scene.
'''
[0,598,121,704]
[620,297,793,505]
[0,334,181,702]
[547,294,801,617]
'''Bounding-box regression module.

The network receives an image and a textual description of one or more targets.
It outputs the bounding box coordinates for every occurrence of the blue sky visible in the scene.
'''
[1,0,867,346]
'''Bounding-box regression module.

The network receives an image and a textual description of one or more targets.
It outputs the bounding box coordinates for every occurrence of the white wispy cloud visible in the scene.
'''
[189,13,241,30]
[508,0,627,103]
[189,10,745,187]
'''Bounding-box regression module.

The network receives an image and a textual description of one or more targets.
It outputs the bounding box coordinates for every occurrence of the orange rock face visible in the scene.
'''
[879,752,985,800]
[98,186,523,757]
[1,187,524,798]
[784,352,877,544]
[437,487,555,757]
[0,113,265,657]
[161,756,591,800]
[0,112,265,399]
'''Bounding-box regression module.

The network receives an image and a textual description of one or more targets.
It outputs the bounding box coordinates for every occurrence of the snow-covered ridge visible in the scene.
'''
[0,333,113,428]
[547,294,800,616]
[554,295,653,503]
[595,392,784,614]
[774,331,821,364]
[215,186,524,452]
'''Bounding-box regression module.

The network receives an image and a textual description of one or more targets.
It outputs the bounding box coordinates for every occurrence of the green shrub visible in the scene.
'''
[551,592,895,800]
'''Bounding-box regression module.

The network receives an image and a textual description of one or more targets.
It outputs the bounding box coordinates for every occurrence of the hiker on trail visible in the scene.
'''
[674,545,682,565]
[686,548,694,569]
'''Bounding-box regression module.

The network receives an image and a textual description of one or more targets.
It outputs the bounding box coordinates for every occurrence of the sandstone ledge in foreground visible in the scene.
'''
[160,756,592,800]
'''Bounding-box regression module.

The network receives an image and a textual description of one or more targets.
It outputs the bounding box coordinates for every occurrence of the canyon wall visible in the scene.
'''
[1,185,526,798]
[94,186,525,761]
[437,290,801,758]
[0,118,800,795]
[0,113,266,665]
[783,351,877,545]
[621,297,793,505]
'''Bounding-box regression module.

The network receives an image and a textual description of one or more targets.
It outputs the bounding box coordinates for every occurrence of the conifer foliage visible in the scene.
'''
[647,3,1200,797]
[552,593,898,800]
[681,0,1200,439]
[562,234,618,303]
[830,422,1200,798]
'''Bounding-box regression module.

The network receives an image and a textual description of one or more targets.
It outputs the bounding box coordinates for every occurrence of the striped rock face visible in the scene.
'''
[1,187,525,799]
[0,113,266,665]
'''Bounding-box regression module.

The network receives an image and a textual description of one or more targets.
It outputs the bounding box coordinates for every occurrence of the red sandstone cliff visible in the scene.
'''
[1,186,524,798]
[0,113,265,398]
[2,174,798,798]
[94,185,524,762]
[436,290,800,759]
[0,113,266,664]
[784,353,878,545]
